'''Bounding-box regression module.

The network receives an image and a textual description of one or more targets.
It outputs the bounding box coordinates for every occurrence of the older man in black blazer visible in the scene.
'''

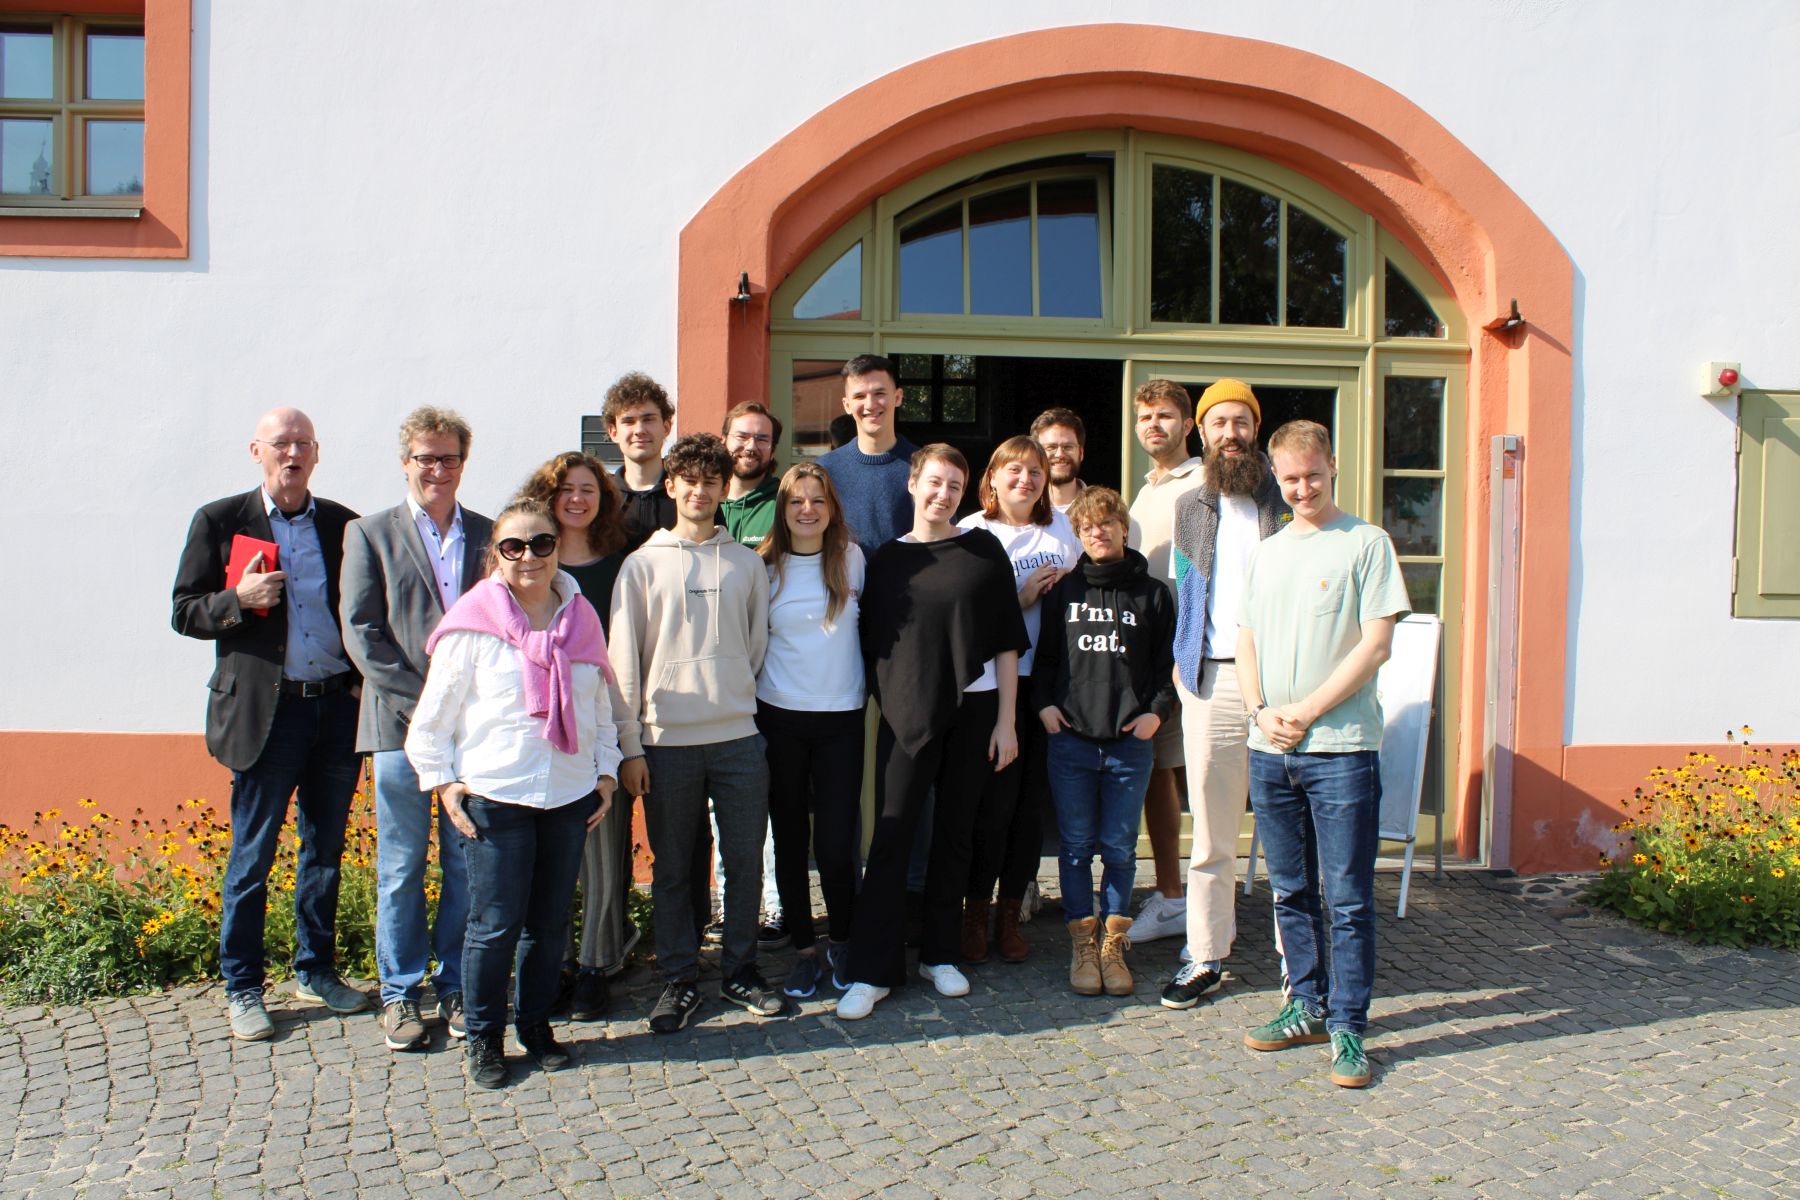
[172,407,372,1041]
[340,406,492,1053]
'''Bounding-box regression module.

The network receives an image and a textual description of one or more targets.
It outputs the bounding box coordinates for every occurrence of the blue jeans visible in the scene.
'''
[1249,749,1381,1035]
[460,792,597,1036]
[1045,731,1155,921]
[219,690,361,994]
[374,749,471,1005]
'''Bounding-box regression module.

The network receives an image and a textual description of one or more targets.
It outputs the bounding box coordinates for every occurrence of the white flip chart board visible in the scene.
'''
[1374,614,1441,844]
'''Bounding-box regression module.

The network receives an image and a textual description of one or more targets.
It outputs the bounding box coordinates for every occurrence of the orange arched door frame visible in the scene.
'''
[677,25,1573,866]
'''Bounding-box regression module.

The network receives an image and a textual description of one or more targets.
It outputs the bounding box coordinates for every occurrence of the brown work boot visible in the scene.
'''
[1068,918,1101,995]
[995,899,1029,962]
[1100,916,1134,996]
[961,898,990,964]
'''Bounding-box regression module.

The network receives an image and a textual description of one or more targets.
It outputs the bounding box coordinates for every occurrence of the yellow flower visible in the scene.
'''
[78,798,97,809]
[1631,853,1647,866]
[1598,855,1612,868]
[1685,834,1702,851]
[1774,867,1787,879]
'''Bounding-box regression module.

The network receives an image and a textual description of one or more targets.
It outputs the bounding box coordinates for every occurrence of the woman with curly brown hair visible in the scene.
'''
[514,451,632,1021]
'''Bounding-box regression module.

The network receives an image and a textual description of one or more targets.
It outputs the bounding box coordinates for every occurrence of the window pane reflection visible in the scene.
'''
[86,119,142,195]
[1,29,54,99]
[0,117,53,193]
[1149,165,1212,323]
[86,32,144,101]
[942,385,977,423]
[791,360,848,453]
[1036,178,1101,318]
[899,205,962,314]
[1401,563,1441,616]
[1384,377,1445,470]
[943,353,975,380]
[793,241,862,320]
[1286,205,1346,328]
[1219,180,1279,325]
[968,186,1031,316]
[1383,478,1442,556]
[1384,261,1444,338]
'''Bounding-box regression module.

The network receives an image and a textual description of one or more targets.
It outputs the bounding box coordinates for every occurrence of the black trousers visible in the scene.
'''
[846,691,998,987]
[968,683,1048,903]
[756,702,864,951]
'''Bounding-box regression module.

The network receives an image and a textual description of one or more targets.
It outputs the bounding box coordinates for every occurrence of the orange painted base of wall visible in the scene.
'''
[1,730,654,881]
[14,730,1788,876]
[1509,742,1800,875]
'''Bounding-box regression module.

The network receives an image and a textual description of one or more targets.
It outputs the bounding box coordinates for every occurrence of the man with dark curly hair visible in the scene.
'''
[607,433,781,1033]
[604,371,678,552]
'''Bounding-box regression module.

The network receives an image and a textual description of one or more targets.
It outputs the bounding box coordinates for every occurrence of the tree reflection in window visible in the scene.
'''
[1150,165,1212,323]
[1384,261,1445,338]
[896,354,980,425]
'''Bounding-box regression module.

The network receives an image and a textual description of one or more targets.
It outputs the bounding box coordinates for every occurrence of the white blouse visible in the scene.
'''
[405,582,622,809]
[756,545,866,712]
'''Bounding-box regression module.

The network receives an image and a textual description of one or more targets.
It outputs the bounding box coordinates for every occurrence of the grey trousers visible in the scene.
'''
[576,789,634,974]
[643,735,770,982]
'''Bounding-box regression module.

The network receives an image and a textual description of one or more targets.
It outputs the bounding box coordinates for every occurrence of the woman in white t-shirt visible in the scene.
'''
[754,463,867,1000]
[956,436,1081,965]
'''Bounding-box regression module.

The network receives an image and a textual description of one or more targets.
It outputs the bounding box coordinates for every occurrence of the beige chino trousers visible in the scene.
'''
[1178,659,1250,964]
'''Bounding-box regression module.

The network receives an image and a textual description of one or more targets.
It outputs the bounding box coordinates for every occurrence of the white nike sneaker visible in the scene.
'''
[918,962,971,997]
[836,982,889,1020]
[1129,892,1187,942]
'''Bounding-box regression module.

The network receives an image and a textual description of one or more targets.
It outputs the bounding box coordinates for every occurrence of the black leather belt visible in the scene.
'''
[279,672,355,698]
[1203,657,1235,664]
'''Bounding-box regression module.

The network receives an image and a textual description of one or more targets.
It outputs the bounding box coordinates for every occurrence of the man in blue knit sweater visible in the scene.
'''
[818,355,920,559]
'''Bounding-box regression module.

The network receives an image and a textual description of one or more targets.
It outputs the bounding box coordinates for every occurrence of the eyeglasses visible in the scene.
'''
[408,453,464,470]
[495,533,559,561]
[257,439,317,454]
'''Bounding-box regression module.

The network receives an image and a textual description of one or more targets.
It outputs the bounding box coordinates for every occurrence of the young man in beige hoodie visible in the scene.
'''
[609,433,778,1033]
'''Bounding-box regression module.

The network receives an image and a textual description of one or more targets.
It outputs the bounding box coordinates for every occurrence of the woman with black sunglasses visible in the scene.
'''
[515,452,634,1021]
[405,497,621,1088]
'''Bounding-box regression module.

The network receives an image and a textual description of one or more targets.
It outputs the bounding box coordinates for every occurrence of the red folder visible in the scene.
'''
[226,534,281,616]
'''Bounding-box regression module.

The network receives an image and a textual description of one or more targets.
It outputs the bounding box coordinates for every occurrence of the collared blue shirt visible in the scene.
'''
[263,490,354,682]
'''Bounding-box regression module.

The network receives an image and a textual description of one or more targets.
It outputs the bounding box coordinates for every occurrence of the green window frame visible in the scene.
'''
[1734,390,1800,618]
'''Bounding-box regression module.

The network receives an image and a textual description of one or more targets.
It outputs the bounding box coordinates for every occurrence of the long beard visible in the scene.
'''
[1204,445,1266,495]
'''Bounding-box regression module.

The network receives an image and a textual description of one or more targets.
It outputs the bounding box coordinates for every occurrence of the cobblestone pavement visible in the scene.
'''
[3,870,1797,1199]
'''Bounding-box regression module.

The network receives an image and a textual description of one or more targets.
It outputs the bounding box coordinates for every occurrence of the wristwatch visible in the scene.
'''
[1249,703,1267,727]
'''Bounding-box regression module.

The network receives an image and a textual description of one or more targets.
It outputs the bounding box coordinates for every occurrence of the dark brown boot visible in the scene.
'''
[995,899,1029,962]
[961,898,990,964]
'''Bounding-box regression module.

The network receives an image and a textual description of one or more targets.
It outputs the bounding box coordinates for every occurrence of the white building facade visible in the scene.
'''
[3,1,1796,871]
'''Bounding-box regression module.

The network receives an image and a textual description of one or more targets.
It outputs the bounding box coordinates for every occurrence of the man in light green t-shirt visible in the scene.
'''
[1235,420,1409,1091]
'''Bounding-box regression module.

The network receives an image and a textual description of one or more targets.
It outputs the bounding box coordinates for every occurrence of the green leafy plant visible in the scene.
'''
[1586,729,1800,949]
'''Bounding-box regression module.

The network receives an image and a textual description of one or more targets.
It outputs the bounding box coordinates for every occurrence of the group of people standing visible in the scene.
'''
[174,353,1407,1093]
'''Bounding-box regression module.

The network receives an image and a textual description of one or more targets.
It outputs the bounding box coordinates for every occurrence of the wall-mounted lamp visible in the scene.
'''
[1483,298,1525,337]
[1700,361,1742,400]
[732,271,752,304]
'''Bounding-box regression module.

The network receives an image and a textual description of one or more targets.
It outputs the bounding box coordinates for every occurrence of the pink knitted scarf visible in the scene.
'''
[426,575,613,754]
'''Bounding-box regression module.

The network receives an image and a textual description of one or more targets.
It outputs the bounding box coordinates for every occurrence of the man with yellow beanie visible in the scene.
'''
[1160,379,1292,1010]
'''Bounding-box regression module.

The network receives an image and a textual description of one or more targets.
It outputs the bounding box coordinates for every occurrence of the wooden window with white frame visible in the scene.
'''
[0,14,145,206]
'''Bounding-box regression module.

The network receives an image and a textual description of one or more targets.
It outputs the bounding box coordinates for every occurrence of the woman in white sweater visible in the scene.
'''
[754,463,866,999]
[405,498,620,1089]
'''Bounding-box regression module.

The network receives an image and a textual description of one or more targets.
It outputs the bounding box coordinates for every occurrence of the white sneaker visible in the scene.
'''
[1129,893,1187,942]
[836,982,889,1020]
[918,962,971,997]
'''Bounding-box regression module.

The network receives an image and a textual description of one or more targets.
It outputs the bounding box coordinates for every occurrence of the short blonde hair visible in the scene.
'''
[1267,419,1333,462]
[398,406,472,459]
[1065,486,1129,533]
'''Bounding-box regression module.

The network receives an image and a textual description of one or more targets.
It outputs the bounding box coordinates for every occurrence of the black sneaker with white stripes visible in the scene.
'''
[1159,961,1224,1009]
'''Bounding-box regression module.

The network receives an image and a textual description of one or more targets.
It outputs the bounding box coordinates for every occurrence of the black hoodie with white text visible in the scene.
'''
[1031,547,1177,741]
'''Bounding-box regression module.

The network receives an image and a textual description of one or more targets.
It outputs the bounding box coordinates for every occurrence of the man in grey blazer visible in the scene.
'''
[340,406,493,1053]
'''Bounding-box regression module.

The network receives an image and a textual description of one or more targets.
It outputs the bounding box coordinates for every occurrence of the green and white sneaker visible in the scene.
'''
[1329,1030,1372,1088]
[1243,997,1328,1051]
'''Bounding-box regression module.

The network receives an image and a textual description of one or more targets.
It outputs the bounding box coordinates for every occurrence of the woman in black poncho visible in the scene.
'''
[836,443,1030,1020]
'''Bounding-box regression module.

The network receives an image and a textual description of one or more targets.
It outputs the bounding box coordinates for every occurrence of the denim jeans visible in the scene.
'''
[1045,730,1155,922]
[219,690,361,994]
[1249,749,1381,1035]
[374,749,471,1005]
[460,792,597,1036]
[642,736,770,982]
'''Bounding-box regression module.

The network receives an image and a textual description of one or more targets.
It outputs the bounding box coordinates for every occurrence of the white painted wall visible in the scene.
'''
[3,0,1797,744]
